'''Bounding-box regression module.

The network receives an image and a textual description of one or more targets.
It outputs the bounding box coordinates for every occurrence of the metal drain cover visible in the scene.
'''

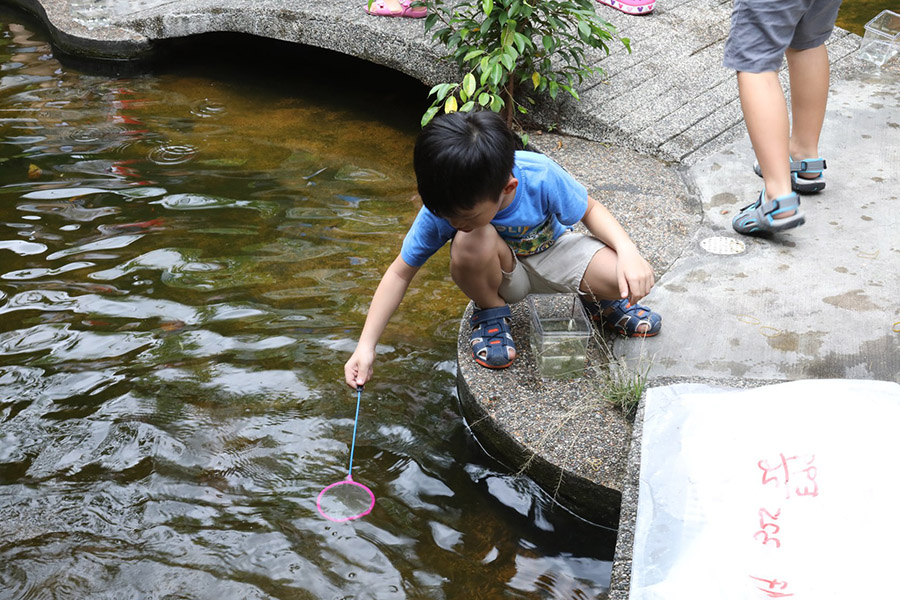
[700,236,746,255]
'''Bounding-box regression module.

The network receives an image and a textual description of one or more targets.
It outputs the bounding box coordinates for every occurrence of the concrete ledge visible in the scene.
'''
[4,0,459,83]
[455,132,701,532]
[5,0,151,59]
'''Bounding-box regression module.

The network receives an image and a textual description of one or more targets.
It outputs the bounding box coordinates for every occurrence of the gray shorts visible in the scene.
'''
[723,0,842,73]
[498,232,606,304]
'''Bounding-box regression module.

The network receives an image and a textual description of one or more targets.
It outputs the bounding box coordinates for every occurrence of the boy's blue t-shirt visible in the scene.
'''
[400,151,588,267]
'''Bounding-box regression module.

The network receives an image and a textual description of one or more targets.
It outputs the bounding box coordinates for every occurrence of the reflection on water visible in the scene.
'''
[0,8,615,599]
[837,0,899,35]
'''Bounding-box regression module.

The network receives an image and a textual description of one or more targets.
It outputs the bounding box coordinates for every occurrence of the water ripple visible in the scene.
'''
[0,324,155,363]
[0,240,47,256]
[18,202,120,222]
[152,193,248,211]
[147,144,198,165]
[46,234,143,260]
[189,98,227,118]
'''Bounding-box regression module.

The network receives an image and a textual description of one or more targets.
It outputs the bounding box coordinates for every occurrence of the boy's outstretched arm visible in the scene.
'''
[581,196,655,304]
[344,254,420,389]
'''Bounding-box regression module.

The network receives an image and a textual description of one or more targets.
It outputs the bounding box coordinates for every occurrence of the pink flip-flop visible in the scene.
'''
[399,0,427,17]
[595,0,654,15]
[365,0,427,17]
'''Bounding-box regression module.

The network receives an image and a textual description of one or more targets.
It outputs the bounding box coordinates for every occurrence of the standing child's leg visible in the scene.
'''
[731,70,806,234]
[787,44,830,166]
[737,71,793,202]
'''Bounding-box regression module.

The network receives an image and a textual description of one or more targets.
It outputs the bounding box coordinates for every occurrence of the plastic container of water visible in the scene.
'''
[528,294,592,378]
[858,10,900,67]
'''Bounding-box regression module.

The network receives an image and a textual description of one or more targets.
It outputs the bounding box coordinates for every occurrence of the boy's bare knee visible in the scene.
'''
[450,227,504,266]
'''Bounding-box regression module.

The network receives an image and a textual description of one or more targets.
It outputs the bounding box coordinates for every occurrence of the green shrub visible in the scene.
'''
[421,0,629,131]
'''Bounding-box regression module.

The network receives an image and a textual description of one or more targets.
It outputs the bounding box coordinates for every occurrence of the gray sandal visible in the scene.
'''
[753,157,826,193]
[732,190,805,235]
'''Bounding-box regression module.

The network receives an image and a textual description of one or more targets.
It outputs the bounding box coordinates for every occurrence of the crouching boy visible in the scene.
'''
[344,111,661,388]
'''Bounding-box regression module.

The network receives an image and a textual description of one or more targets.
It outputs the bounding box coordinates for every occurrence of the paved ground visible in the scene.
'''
[6,0,899,596]
[620,68,900,384]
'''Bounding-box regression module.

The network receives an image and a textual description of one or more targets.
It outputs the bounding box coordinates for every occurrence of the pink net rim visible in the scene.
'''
[316,476,375,522]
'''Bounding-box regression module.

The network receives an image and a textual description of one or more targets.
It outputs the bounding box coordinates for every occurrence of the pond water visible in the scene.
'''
[0,9,616,600]
[837,0,899,36]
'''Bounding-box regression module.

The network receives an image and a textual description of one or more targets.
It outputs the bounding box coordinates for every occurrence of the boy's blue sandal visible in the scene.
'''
[753,158,827,193]
[581,298,661,338]
[732,190,804,235]
[470,305,516,369]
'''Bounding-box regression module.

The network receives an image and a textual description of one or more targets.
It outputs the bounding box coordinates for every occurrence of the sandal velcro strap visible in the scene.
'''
[761,193,800,217]
[790,158,826,173]
[470,304,511,326]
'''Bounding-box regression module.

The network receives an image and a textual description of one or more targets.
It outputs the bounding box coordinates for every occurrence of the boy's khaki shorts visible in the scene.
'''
[499,232,606,304]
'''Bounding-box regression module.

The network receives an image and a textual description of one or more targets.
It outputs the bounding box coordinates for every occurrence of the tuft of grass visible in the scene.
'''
[596,352,649,420]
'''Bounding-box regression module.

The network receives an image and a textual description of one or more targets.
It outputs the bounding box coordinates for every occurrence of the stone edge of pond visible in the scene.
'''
[6,0,150,59]
[3,0,459,85]
[455,133,702,545]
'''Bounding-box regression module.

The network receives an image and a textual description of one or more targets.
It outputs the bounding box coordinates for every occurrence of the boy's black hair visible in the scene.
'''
[413,111,516,217]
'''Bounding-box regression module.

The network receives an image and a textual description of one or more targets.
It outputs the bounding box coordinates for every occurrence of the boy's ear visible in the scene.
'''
[503,176,518,195]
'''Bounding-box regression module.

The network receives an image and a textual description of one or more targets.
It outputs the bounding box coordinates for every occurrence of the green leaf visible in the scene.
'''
[463,48,485,62]
[542,35,554,52]
[549,80,559,98]
[444,96,458,113]
[478,92,490,106]
[577,20,590,41]
[482,0,493,16]
[460,101,476,112]
[491,63,503,85]
[463,73,477,97]
[490,94,504,112]
[520,133,529,147]
[500,53,514,71]
[436,83,453,101]
[513,32,528,53]
[421,106,440,127]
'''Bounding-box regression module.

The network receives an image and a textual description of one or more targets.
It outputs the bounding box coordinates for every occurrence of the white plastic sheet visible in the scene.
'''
[631,380,900,600]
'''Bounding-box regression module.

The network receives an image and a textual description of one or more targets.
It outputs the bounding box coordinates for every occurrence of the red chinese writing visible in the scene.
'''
[753,507,782,548]
[757,453,819,499]
[749,453,820,596]
[749,576,794,598]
